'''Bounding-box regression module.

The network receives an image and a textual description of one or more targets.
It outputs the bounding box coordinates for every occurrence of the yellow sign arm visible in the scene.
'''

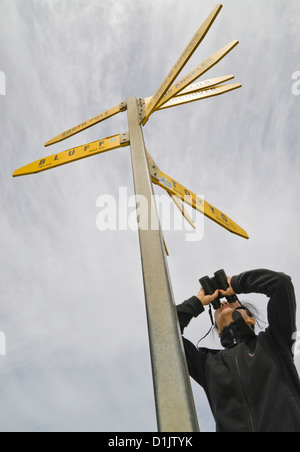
[146,153,248,240]
[44,102,127,147]
[146,151,196,233]
[143,4,223,124]
[144,74,235,105]
[174,74,235,97]
[154,83,242,111]
[156,40,239,109]
[13,132,130,177]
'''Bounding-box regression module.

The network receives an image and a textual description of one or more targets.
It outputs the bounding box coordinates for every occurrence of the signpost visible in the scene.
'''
[143,4,223,123]
[153,40,239,112]
[44,102,127,147]
[147,151,249,240]
[13,133,130,177]
[171,75,235,96]
[149,83,242,111]
[13,4,248,432]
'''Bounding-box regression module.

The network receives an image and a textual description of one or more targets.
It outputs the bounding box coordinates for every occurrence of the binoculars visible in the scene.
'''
[199,269,239,310]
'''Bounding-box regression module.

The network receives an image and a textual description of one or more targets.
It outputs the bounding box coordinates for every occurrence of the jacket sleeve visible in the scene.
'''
[177,297,208,388]
[231,269,297,355]
[177,296,205,334]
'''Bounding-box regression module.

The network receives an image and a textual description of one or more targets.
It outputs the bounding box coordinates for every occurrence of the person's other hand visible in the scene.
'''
[219,277,236,298]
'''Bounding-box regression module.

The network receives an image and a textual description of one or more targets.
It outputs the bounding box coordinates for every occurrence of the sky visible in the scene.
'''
[0,0,300,432]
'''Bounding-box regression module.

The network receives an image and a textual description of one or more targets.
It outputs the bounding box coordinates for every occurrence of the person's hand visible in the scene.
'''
[219,277,236,298]
[196,288,219,307]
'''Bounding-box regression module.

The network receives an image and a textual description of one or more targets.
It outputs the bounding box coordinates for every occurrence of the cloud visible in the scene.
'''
[1,0,300,432]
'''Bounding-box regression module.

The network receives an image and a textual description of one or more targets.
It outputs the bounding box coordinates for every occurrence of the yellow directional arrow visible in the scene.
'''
[143,4,223,124]
[13,132,130,177]
[156,40,239,110]
[146,152,249,240]
[154,83,242,111]
[144,75,235,105]
[174,74,234,97]
[44,102,127,147]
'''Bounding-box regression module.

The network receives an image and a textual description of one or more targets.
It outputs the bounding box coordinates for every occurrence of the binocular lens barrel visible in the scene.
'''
[199,276,221,310]
[214,269,239,304]
[214,269,229,291]
[199,269,238,310]
[199,276,215,296]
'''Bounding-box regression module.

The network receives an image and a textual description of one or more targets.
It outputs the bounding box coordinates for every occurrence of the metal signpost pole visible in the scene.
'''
[127,96,199,432]
[13,4,249,433]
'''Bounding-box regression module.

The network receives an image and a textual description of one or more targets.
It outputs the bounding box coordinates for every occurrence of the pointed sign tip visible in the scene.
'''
[239,231,249,240]
[44,137,58,147]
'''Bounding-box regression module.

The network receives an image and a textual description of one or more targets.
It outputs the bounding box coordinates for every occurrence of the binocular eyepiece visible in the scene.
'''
[199,269,239,310]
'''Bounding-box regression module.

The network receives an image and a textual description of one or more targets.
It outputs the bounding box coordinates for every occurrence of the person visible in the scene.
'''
[177,269,300,432]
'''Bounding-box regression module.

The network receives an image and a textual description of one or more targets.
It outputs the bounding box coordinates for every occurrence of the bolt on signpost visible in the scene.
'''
[13,4,249,432]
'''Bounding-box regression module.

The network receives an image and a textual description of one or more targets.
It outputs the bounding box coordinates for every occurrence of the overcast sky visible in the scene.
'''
[0,0,300,432]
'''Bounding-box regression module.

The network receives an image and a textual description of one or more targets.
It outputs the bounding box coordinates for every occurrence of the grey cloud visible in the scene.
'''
[0,0,299,432]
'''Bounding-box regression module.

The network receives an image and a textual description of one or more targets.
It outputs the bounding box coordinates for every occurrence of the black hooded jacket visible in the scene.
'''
[177,269,300,432]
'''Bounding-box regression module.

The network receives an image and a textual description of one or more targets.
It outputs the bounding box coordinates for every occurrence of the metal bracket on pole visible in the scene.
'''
[146,152,160,182]
[119,100,128,111]
[137,98,146,125]
[120,131,130,146]
[127,96,199,433]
